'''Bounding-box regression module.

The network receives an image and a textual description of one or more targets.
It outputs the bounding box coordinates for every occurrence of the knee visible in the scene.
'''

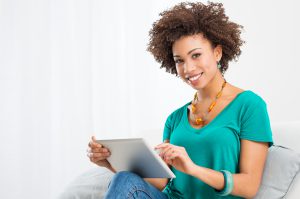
[109,171,141,187]
[106,171,150,198]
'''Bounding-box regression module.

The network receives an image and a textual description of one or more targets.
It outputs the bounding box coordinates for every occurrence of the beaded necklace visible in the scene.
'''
[191,79,227,126]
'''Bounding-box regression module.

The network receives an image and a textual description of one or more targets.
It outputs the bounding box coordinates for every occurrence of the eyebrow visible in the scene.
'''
[173,48,201,58]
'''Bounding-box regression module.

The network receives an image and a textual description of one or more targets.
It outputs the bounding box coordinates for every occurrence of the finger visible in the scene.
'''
[167,151,179,160]
[164,153,174,165]
[159,145,173,159]
[88,136,97,147]
[87,151,110,159]
[165,157,173,165]
[164,147,176,159]
[162,148,174,161]
[162,151,177,167]
[89,156,107,163]
[91,136,106,148]
[89,147,109,153]
[88,140,95,147]
[90,155,108,161]
[89,140,103,149]
[155,143,171,149]
[93,151,110,158]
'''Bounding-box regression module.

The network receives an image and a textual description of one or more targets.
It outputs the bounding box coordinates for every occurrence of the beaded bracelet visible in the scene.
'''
[216,170,234,196]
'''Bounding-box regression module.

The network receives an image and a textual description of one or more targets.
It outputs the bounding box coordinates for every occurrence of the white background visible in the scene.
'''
[0,0,299,198]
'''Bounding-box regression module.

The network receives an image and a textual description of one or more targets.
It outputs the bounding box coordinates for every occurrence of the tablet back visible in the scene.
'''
[97,138,175,178]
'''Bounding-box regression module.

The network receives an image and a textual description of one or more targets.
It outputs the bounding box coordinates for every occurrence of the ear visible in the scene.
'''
[214,45,222,62]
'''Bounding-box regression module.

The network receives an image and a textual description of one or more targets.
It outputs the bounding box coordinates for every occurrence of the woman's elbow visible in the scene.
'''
[245,184,260,198]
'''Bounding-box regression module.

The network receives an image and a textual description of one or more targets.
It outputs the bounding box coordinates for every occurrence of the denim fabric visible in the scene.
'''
[104,171,169,199]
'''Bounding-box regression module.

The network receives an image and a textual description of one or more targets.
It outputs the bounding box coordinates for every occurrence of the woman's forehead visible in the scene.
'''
[172,34,211,54]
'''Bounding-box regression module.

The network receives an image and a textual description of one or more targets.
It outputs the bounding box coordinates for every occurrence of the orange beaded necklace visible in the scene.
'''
[191,79,227,126]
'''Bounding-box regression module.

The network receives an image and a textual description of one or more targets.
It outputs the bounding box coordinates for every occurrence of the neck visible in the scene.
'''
[196,71,226,101]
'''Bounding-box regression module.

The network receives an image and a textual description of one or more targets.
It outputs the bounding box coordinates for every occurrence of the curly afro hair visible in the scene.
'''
[147,1,244,75]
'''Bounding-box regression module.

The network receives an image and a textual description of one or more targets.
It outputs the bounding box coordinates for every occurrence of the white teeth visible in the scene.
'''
[189,73,203,81]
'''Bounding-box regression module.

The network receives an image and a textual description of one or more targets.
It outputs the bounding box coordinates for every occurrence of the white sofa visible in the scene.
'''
[60,121,300,199]
[266,121,300,198]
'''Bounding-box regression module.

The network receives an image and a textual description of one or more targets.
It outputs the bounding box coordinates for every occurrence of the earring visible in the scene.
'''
[217,61,222,69]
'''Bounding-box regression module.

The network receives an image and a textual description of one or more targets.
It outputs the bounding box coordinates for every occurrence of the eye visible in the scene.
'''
[192,53,201,59]
[174,59,183,64]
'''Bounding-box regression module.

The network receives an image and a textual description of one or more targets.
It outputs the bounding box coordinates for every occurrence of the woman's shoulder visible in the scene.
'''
[232,90,269,114]
[227,84,266,105]
[239,90,266,104]
[231,89,270,123]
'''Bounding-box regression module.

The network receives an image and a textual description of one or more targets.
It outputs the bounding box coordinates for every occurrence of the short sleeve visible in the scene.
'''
[240,97,273,146]
[162,114,172,142]
[162,103,188,142]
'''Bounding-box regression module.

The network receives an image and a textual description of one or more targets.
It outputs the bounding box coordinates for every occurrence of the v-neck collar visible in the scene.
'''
[183,90,251,132]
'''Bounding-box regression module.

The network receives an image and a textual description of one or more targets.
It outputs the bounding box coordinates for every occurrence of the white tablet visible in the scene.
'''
[96,138,175,178]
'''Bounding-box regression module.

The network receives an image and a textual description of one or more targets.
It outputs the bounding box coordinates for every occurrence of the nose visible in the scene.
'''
[183,59,196,74]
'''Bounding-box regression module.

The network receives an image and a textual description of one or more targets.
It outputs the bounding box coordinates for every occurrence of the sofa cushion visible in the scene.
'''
[59,167,113,199]
[284,172,300,199]
[254,145,300,199]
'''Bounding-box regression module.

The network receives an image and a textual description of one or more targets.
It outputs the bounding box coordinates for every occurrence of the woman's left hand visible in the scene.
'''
[155,143,195,175]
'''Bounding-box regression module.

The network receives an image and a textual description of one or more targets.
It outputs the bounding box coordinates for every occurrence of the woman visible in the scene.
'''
[87,2,273,199]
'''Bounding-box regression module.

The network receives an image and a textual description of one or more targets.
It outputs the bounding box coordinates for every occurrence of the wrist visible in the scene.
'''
[107,165,116,173]
[187,162,198,176]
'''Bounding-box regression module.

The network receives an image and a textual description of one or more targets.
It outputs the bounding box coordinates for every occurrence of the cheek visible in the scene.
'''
[176,65,184,76]
[201,56,217,71]
[200,55,212,65]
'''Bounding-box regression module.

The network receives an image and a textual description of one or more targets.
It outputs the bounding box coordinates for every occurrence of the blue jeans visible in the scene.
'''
[104,171,169,199]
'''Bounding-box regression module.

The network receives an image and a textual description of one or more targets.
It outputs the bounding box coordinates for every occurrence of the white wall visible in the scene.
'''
[0,0,299,198]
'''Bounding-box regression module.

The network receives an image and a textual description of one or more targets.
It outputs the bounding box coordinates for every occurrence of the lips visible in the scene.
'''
[186,72,204,85]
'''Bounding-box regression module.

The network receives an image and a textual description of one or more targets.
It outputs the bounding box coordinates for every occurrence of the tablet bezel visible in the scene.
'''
[96,138,176,178]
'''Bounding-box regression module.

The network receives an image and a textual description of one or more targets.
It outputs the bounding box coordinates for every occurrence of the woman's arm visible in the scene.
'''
[156,139,269,198]
[144,178,169,191]
[189,140,269,198]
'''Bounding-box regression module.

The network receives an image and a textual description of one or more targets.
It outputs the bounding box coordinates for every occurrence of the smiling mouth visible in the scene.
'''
[186,72,204,83]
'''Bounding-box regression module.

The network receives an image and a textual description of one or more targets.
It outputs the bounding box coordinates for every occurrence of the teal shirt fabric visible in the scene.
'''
[162,90,273,199]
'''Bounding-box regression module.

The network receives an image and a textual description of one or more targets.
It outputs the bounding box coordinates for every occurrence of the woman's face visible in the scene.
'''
[172,33,222,90]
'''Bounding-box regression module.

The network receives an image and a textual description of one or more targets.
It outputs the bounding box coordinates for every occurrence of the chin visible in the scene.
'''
[195,78,207,88]
[189,82,206,90]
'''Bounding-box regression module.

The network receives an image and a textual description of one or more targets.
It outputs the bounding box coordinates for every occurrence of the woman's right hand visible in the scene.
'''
[87,136,116,172]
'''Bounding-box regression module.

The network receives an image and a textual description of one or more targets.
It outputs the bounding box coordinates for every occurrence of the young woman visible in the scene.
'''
[87,2,273,199]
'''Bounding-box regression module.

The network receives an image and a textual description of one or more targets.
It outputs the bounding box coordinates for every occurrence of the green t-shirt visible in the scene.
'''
[162,90,273,199]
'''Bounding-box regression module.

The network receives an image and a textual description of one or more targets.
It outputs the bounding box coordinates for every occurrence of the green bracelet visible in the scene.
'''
[216,170,234,196]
